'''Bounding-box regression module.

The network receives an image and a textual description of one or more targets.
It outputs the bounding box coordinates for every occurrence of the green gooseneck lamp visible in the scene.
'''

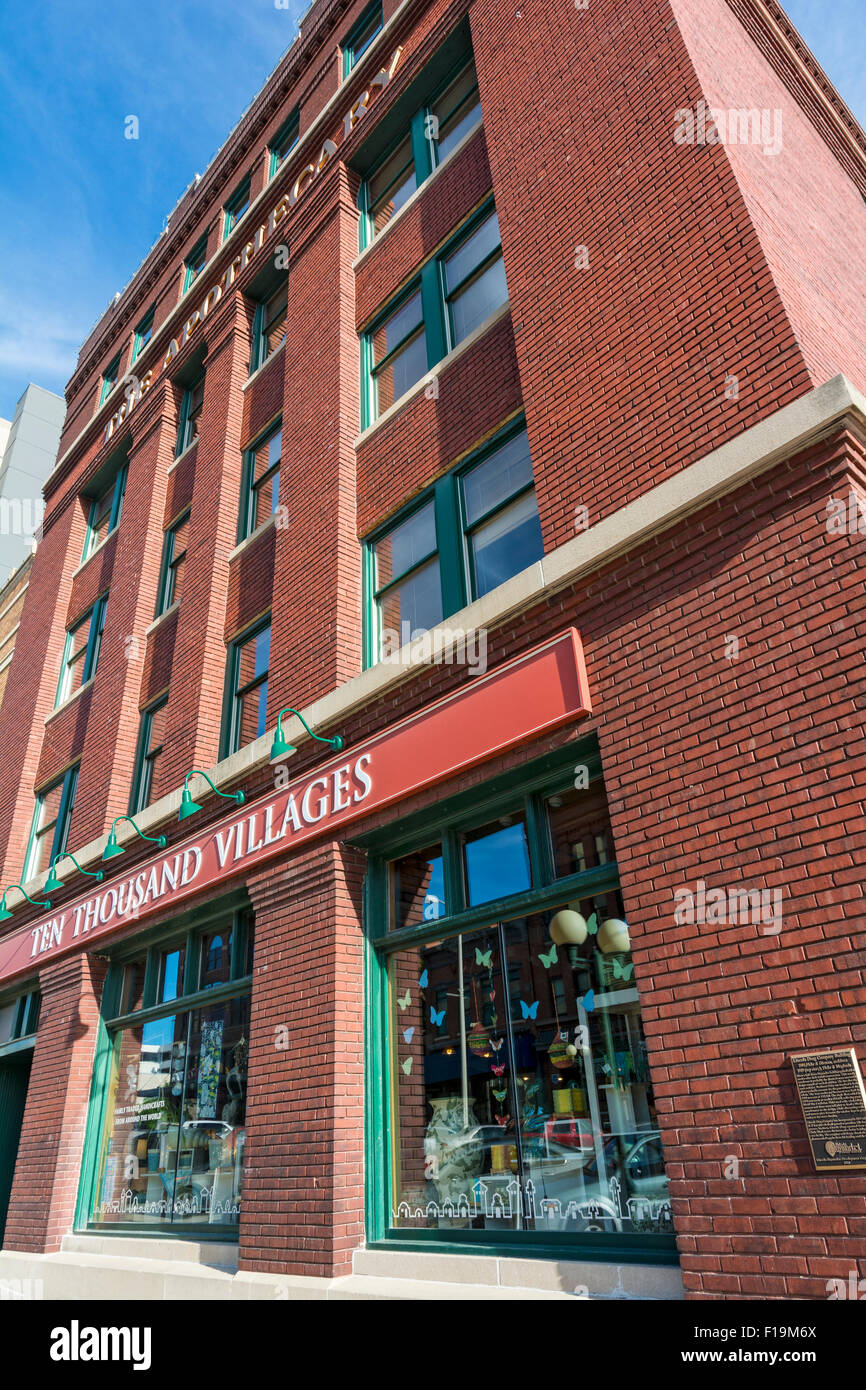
[270,707,343,762]
[103,816,168,862]
[0,883,51,922]
[178,769,245,823]
[44,852,104,895]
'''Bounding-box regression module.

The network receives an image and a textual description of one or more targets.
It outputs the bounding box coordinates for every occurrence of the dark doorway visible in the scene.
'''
[0,1052,32,1245]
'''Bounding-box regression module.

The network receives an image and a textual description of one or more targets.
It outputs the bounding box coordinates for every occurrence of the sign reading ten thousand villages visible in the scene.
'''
[790,1048,866,1171]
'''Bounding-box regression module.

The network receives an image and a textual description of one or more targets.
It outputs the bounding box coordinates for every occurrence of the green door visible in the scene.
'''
[0,1054,31,1245]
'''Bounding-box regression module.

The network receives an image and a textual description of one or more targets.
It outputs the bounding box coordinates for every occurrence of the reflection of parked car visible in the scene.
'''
[556,1131,671,1233]
[541,1118,599,1151]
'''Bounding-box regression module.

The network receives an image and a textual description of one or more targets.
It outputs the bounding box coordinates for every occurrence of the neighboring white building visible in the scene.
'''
[0,383,65,579]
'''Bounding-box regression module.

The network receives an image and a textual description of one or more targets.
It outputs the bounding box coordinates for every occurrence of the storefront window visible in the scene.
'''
[388,896,668,1237]
[371,758,673,1252]
[89,911,252,1232]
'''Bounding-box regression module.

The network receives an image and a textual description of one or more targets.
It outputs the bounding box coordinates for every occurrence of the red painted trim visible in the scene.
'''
[0,628,590,986]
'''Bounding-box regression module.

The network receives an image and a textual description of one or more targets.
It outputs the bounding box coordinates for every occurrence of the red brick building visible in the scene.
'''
[0,0,864,1301]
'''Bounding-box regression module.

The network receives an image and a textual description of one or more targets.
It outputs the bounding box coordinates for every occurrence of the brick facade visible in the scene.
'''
[0,0,864,1299]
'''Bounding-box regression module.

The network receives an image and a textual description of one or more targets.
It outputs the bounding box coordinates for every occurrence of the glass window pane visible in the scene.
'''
[449,255,507,344]
[237,627,270,688]
[462,431,533,527]
[175,999,249,1226]
[434,64,482,162]
[374,331,427,411]
[238,681,268,746]
[0,1001,18,1045]
[253,429,282,482]
[160,946,186,1004]
[391,846,446,929]
[262,288,287,359]
[469,489,543,598]
[438,95,482,162]
[199,931,233,990]
[121,958,148,1015]
[92,1013,189,1227]
[372,292,423,366]
[463,819,531,907]
[444,213,501,294]
[378,557,443,645]
[374,501,436,588]
[546,783,614,878]
[389,931,520,1232]
[148,700,168,752]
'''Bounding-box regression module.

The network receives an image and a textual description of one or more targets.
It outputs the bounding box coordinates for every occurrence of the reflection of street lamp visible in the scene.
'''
[549,907,588,968]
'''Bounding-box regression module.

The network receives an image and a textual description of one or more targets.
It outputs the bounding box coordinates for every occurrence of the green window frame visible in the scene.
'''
[56,594,108,707]
[99,354,121,406]
[360,200,506,427]
[24,763,79,883]
[156,509,190,616]
[363,419,542,665]
[359,58,482,248]
[250,282,287,374]
[357,742,678,1263]
[82,464,127,562]
[129,695,169,815]
[269,111,299,178]
[176,374,205,457]
[183,237,208,293]
[238,422,282,540]
[342,1,382,76]
[221,617,271,758]
[75,906,253,1235]
[132,307,155,362]
[223,177,251,241]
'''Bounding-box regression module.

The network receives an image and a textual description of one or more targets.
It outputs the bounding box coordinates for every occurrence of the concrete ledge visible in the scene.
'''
[0,1242,683,1301]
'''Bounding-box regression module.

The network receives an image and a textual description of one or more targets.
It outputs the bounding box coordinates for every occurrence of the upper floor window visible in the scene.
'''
[224,619,270,756]
[224,178,251,240]
[99,355,121,406]
[361,203,507,426]
[25,764,79,881]
[365,425,542,663]
[361,60,481,244]
[176,375,205,456]
[269,112,299,177]
[82,464,127,561]
[132,307,155,362]
[156,510,190,615]
[183,236,208,293]
[252,284,287,373]
[239,423,281,539]
[130,695,168,815]
[343,2,382,76]
[56,594,108,706]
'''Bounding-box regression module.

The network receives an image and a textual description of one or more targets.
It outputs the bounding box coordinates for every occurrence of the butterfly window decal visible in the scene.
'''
[519,999,539,1020]
[397,990,411,1011]
[430,1006,446,1028]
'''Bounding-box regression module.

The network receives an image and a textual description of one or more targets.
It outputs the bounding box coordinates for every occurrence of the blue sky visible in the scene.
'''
[0,0,862,422]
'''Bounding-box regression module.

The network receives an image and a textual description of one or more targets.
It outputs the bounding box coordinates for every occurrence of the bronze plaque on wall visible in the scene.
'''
[790,1048,866,1171]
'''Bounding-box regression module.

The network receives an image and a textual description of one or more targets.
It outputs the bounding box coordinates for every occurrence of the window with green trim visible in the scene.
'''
[342,1,382,76]
[361,203,507,425]
[156,510,190,616]
[56,595,108,706]
[239,423,281,539]
[87,910,253,1231]
[363,754,674,1252]
[223,619,270,756]
[223,177,251,240]
[361,60,481,243]
[251,283,287,373]
[0,990,40,1048]
[82,464,127,561]
[132,308,155,362]
[269,112,299,177]
[25,764,79,881]
[176,375,204,456]
[99,355,121,406]
[130,696,169,815]
[365,424,542,663]
[183,237,208,293]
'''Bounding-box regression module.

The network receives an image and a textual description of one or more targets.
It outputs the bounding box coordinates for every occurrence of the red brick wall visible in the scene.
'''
[3,953,107,1253]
